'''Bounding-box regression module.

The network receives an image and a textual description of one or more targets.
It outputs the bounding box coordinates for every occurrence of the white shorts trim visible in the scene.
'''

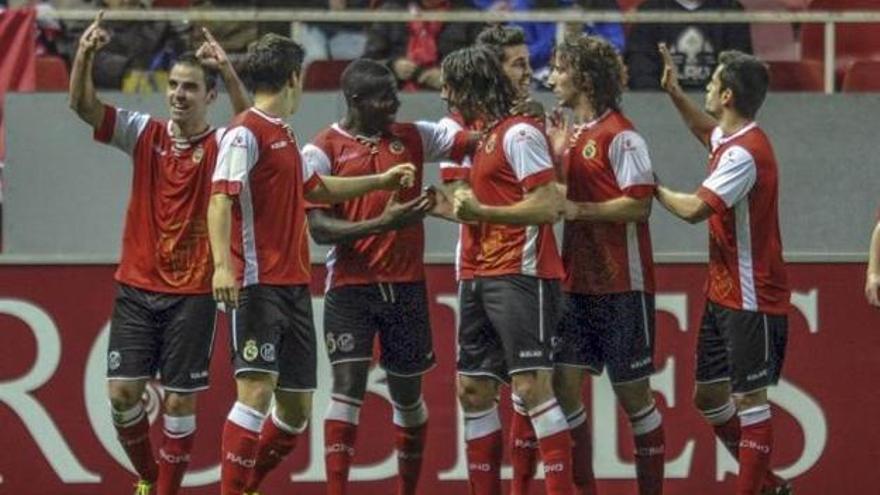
[457,370,508,384]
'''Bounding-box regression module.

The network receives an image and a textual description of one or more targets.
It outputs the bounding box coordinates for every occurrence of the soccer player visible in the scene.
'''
[547,35,665,495]
[207,35,416,495]
[301,58,469,495]
[443,45,573,495]
[866,217,880,307]
[654,44,791,495]
[69,12,250,495]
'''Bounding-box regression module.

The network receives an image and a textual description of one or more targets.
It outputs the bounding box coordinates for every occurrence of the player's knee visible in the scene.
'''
[457,378,495,412]
[552,375,581,414]
[331,365,368,400]
[164,392,196,416]
[734,389,767,411]
[613,381,654,416]
[693,385,728,413]
[236,374,275,412]
[511,371,553,410]
[107,381,144,411]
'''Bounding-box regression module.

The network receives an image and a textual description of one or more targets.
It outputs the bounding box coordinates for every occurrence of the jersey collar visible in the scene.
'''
[717,121,758,146]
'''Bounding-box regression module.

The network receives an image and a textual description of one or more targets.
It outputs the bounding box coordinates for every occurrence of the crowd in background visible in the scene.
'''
[4,0,843,93]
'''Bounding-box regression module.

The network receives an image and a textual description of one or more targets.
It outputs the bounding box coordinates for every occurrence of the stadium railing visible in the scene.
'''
[48,8,880,95]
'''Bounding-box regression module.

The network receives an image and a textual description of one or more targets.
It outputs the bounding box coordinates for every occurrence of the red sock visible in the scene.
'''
[566,408,596,495]
[705,401,781,490]
[325,394,362,495]
[630,405,665,495]
[157,415,196,495]
[736,406,773,495]
[393,398,429,495]
[221,403,264,495]
[510,394,538,495]
[395,423,427,495]
[530,400,574,495]
[325,420,358,495]
[245,413,304,492]
[113,404,158,482]
[464,407,503,495]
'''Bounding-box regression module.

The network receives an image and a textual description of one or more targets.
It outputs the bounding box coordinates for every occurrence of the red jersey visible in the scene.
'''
[94,105,219,294]
[696,123,790,314]
[302,121,461,289]
[438,113,480,281]
[469,116,564,279]
[212,107,323,287]
[561,111,656,295]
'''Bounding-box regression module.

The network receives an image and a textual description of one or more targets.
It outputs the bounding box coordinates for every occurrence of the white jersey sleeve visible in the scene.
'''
[108,107,151,156]
[213,126,259,192]
[415,119,458,162]
[701,145,757,208]
[502,122,554,185]
[609,130,654,193]
[435,117,471,173]
[301,143,333,179]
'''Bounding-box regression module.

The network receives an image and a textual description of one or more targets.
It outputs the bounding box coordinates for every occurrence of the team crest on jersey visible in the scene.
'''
[108,350,121,371]
[192,145,204,163]
[582,139,598,159]
[484,133,498,153]
[389,139,405,155]
[242,339,259,362]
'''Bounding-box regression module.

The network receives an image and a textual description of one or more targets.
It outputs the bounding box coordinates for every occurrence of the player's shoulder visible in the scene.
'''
[311,124,344,148]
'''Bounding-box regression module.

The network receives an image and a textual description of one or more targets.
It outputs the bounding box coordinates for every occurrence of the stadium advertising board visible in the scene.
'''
[0,264,877,494]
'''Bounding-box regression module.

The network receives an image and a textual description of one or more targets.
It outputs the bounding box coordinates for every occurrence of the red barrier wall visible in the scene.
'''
[0,263,877,494]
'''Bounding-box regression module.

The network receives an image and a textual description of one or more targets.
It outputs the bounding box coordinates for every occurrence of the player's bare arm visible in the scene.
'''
[866,220,880,307]
[308,191,434,245]
[654,184,713,224]
[454,181,562,225]
[196,27,251,114]
[68,10,108,129]
[563,195,652,223]
[306,163,416,204]
[659,43,717,149]
[207,193,239,308]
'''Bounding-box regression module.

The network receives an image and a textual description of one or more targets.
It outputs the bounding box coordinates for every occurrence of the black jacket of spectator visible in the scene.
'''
[625,0,752,90]
[73,19,187,89]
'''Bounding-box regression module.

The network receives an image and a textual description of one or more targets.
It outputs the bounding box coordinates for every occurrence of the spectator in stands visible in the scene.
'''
[300,0,370,67]
[563,0,625,52]
[474,0,624,88]
[625,0,752,90]
[190,0,295,58]
[65,0,188,89]
[364,0,483,90]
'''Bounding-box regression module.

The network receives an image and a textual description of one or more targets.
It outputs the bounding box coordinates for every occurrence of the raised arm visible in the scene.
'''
[305,163,417,204]
[866,220,880,307]
[659,43,718,149]
[654,185,712,224]
[455,181,562,225]
[68,11,109,128]
[196,27,251,114]
[308,192,433,245]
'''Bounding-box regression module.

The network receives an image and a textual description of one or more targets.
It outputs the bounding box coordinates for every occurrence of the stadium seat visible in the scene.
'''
[842,60,880,92]
[34,55,69,92]
[801,0,880,82]
[303,60,352,91]
[768,60,823,91]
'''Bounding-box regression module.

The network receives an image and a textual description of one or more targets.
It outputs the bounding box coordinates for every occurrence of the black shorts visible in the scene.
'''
[230,284,317,391]
[555,291,656,384]
[324,282,435,377]
[107,283,217,392]
[695,301,788,394]
[457,275,562,380]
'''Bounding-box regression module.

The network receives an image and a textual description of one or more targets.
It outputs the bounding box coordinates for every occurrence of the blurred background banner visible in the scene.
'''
[0,263,877,494]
